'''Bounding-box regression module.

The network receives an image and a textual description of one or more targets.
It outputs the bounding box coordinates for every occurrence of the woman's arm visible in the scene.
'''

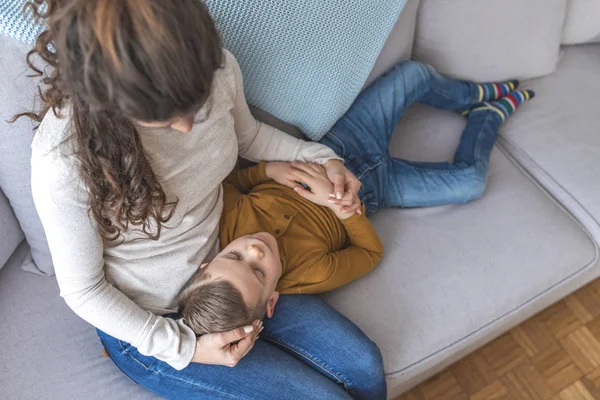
[226,51,341,165]
[226,51,361,211]
[31,142,196,371]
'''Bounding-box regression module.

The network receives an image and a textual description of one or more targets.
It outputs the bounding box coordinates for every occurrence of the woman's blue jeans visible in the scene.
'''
[320,61,504,215]
[98,295,386,399]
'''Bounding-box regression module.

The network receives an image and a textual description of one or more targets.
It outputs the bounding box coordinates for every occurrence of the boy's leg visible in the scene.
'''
[380,90,535,208]
[327,61,519,152]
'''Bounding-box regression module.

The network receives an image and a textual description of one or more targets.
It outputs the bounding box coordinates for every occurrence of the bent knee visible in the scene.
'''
[459,174,488,203]
[352,339,385,379]
[332,330,386,398]
[348,340,386,397]
[395,60,435,81]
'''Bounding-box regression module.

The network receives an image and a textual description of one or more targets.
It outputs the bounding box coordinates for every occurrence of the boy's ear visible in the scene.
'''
[266,292,280,319]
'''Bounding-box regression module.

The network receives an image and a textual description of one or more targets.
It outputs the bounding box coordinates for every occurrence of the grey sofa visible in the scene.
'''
[2,0,599,398]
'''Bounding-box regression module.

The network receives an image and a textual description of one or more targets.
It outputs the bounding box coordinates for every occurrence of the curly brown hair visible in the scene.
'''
[13,0,224,244]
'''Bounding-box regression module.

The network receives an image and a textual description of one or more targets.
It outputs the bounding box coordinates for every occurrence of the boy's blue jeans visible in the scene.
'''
[320,61,504,215]
[98,295,385,399]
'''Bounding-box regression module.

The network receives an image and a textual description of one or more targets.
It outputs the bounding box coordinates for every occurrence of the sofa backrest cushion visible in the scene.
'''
[363,0,421,88]
[562,0,600,45]
[0,188,24,271]
[0,37,54,276]
[205,0,408,140]
[412,0,568,81]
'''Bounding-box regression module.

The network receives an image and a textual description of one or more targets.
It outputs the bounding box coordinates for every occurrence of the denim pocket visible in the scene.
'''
[357,169,382,216]
[361,192,379,216]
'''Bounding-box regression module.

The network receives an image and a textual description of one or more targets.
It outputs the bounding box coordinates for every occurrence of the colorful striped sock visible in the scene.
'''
[469,90,535,122]
[475,80,520,102]
[459,80,520,115]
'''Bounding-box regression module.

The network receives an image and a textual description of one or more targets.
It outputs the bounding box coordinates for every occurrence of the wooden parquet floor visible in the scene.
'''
[397,278,600,400]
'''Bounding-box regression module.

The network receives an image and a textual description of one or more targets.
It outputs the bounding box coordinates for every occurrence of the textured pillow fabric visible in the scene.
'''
[413,0,567,81]
[249,1,421,140]
[0,188,24,270]
[249,0,421,140]
[562,0,600,45]
[0,0,45,44]
[205,0,408,140]
[0,37,54,276]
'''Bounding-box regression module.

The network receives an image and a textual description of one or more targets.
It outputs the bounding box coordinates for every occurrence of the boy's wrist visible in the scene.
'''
[264,162,274,179]
[265,161,285,180]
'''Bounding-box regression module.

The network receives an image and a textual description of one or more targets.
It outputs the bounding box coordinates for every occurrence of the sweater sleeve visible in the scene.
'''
[31,136,196,371]
[280,207,384,295]
[224,162,270,193]
[226,51,342,165]
[222,162,270,212]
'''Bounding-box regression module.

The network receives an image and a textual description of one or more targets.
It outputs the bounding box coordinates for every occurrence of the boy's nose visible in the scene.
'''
[247,245,264,260]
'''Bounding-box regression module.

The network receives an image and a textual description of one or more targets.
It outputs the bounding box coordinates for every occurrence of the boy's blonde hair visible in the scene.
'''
[177,271,257,336]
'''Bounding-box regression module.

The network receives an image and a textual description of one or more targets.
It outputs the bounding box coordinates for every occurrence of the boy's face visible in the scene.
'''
[200,232,282,317]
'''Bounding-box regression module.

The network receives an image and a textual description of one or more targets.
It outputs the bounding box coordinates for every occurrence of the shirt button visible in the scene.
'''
[284,215,290,220]
[275,229,281,234]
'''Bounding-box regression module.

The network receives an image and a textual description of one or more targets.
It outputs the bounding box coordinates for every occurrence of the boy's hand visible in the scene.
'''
[285,162,333,207]
[265,162,298,188]
[287,162,356,219]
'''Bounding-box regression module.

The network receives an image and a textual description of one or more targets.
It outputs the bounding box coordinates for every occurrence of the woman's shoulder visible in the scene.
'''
[217,48,242,98]
[31,106,78,176]
[221,48,238,75]
[32,106,73,155]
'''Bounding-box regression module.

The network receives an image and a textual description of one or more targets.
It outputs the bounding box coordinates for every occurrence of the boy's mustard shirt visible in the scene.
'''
[219,162,384,294]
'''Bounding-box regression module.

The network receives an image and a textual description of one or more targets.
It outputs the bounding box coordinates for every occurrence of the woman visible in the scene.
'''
[17,1,385,399]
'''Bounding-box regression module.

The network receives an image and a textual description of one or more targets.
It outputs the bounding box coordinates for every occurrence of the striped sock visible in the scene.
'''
[469,90,535,122]
[459,80,520,115]
[475,80,520,102]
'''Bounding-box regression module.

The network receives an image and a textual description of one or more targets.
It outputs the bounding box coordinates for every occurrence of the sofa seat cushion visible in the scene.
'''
[323,101,597,395]
[499,44,600,244]
[0,242,157,400]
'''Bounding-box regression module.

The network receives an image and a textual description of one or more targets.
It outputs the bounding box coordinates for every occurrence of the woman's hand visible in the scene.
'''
[323,160,362,215]
[285,163,334,208]
[191,320,263,367]
[286,163,356,219]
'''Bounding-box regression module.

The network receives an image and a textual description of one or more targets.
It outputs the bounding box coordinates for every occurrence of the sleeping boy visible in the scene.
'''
[177,61,535,335]
[177,160,383,335]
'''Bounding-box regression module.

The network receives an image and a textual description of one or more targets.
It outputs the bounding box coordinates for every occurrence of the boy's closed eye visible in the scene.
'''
[228,251,266,284]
